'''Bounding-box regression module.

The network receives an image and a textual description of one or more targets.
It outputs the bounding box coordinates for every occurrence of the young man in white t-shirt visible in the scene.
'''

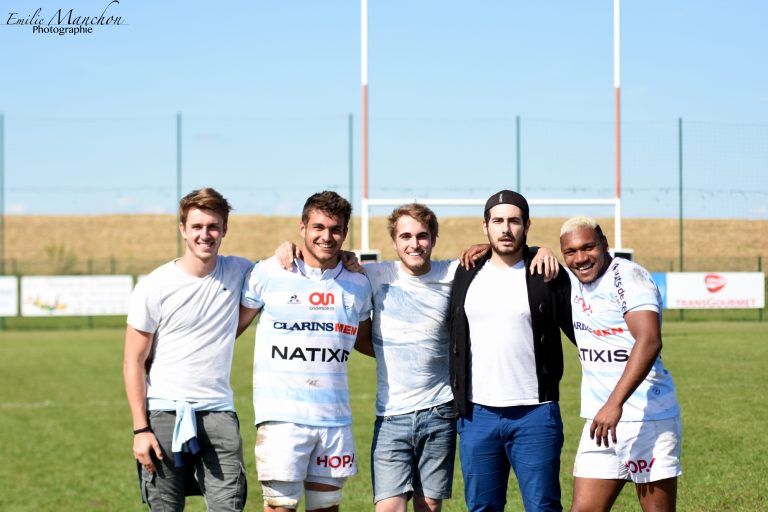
[359,204,458,512]
[560,216,681,512]
[238,191,373,512]
[124,187,252,511]
[449,190,575,512]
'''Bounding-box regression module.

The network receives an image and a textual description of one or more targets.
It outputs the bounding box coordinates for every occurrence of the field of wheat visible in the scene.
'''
[6,215,766,274]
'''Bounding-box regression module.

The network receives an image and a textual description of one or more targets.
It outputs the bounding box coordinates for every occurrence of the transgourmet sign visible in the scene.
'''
[659,272,765,309]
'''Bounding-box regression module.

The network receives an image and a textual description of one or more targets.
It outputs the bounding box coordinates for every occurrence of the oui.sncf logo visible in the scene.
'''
[705,274,726,293]
[308,292,336,311]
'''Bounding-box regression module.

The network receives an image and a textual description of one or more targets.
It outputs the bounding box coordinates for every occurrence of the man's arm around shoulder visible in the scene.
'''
[354,319,374,357]
[237,304,260,338]
[549,266,576,345]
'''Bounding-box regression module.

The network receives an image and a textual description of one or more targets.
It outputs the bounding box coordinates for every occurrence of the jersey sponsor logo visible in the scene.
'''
[612,262,628,313]
[316,453,355,469]
[308,292,336,311]
[574,321,592,332]
[594,326,624,337]
[573,322,624,338]
[624,457,655,474]
[705,273,726,293]
[271,345,350,362]
[309,292,335,305]
[574,296,592,313]
[272,321,358,336]
[578,347,629,363]
[287,294,301,304]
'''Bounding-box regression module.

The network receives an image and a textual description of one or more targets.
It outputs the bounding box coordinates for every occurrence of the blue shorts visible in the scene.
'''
[458,402,563,512]
[370,401,457,503]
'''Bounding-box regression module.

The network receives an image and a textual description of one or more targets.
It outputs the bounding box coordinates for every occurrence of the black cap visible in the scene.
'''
[484,190,529,221]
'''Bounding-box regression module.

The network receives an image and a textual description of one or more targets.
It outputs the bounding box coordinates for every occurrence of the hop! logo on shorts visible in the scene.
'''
[624,457,655,474]
[705,273,726,293]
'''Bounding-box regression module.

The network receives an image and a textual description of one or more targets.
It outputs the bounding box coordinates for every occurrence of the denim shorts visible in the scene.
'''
[370,400,457,503]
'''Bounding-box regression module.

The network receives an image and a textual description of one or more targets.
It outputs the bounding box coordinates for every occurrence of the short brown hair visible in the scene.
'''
[387,203,439,242]
[179,187,232,225]
[301,191,352,230]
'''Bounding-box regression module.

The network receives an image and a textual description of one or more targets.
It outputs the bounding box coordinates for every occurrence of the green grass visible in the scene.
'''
[0,322,766,511]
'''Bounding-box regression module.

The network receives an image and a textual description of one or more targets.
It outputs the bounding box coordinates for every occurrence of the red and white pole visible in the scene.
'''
[361,0,370,251]
[613,0,623,249]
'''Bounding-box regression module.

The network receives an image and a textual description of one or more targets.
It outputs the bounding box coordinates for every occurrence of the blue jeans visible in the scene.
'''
[370,401,457,503]
[457,402,563,512]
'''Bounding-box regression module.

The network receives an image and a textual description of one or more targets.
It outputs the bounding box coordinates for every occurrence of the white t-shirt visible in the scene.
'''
[241,257,373,427]
[464,260,540,406]
[364,259,457,416]
[127,255,253,403]
[567,257,680,421]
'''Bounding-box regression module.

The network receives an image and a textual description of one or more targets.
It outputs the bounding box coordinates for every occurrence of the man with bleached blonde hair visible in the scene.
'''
[559,215,682,512]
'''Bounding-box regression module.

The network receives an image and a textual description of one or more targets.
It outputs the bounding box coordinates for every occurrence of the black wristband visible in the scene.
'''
[133,426,153,435]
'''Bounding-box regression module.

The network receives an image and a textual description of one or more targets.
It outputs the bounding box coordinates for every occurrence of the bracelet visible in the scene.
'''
[133,426,153,435]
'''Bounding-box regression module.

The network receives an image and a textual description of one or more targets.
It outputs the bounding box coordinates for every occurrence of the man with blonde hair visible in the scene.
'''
[124,187,251,511]
[560,216,681,512]
[359,203,459,512]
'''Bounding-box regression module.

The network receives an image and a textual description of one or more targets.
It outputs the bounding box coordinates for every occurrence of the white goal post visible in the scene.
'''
[360,197,623,252]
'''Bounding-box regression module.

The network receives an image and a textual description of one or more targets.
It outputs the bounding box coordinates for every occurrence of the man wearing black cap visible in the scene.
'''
[449,190,575,511]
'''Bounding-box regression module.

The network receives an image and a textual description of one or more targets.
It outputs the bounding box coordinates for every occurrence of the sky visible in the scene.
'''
[1,0,766,220]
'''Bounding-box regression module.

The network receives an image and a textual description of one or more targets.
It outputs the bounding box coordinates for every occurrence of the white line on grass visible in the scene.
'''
[0,399,125,409]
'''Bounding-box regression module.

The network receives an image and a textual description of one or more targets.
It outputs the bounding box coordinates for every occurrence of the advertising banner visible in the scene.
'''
[21,275,134,316]
[664,272,765,309]
[0,276,19,317]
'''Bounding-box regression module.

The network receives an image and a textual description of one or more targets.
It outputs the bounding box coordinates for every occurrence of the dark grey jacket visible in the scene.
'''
[448,246,576,415]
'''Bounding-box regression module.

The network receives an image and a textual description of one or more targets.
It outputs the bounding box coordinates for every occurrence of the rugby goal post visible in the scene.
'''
[359,196,625,255]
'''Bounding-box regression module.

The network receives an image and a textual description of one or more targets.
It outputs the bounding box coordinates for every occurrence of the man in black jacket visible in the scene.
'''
[449,190,575,512]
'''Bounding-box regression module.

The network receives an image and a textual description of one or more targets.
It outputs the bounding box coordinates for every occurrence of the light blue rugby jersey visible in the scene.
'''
[365,260,457,416]
[568,257,680,422]
[242,257,372,427]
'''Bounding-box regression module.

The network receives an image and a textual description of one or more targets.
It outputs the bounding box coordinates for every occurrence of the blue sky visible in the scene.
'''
[1,0,766,219]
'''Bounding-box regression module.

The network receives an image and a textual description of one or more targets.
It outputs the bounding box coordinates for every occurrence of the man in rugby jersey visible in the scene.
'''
[559,216,681,512]
[238,191,373,512]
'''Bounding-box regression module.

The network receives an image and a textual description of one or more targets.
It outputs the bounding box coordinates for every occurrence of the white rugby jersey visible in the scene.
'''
[365,260,457,416]
[242,257,373,427]
[567,257,680,421]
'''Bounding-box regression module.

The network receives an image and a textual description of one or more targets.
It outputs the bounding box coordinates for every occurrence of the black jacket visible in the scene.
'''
[448,246,575,416]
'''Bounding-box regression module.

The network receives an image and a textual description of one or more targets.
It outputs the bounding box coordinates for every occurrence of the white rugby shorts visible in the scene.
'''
[255,421,357,482]
[573,416,682,484]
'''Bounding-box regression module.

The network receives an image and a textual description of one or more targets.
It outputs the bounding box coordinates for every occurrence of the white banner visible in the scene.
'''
[21,275,134,316]
[665,272,765,309]
[0,276,19,317]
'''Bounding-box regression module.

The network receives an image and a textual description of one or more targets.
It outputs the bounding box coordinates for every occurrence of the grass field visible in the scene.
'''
[1,321,766,511]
